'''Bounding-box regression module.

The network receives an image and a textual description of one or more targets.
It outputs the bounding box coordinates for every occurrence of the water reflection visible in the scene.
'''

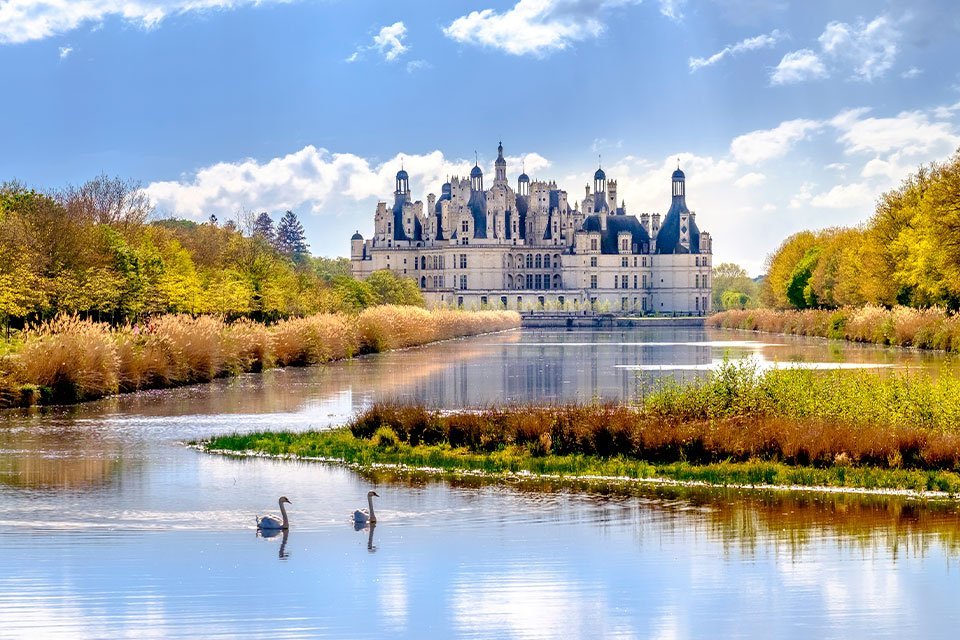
[2,327,960,638]
[255,527,290,559]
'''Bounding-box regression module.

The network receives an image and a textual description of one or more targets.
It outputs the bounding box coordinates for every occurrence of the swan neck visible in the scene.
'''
[368,494,376,521]
[279,500,289,527]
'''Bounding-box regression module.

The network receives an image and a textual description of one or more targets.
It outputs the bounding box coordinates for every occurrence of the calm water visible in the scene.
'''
[1,327,959,639]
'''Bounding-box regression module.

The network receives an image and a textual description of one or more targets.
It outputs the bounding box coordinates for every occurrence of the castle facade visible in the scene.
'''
[351,143,712,314]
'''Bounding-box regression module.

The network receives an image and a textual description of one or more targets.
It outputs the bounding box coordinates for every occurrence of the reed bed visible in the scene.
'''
[202,363,960,492]
[711,305,960,351]
[341,363,960,471]
[1,307,519,406]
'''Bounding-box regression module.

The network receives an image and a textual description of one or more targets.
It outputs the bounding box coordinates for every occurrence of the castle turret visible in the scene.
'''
[494,141,507,185]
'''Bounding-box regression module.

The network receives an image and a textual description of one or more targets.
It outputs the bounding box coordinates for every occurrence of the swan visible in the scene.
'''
[256,496,291,530]
[353,490,379,524]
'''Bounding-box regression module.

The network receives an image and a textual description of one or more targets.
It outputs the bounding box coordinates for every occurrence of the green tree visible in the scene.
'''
[276,210,310,263]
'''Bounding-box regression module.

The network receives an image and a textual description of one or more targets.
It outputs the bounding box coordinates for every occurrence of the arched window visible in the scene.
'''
[526,254,533,269]
[420,276,427,288]
[535,254,542,269]
[543,255,550,269]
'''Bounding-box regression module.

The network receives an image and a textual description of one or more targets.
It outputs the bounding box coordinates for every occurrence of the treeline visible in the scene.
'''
[0,176,422,329]
[762,149,960,310]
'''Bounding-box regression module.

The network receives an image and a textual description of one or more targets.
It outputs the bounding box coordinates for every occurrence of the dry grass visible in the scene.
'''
[711,305,960,351]
[20,316,121,402]
[1,307,520,405]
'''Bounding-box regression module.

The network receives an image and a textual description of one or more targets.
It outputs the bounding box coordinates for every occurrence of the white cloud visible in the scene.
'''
[788,182,815,209]
[144,145,551,221]
[372,21,408,61]
[0,0,292,44]
[729,118,822,164]
[689,29,782,72]
[442,0,642,57]
[901,66,922,79]
[348,21,409,63]
[58,45,73,59]
[405,59,430,73]
[771,14,901,86]
[818,15,899,81]
[810,182,876,208]
[733,172,766,188]
[658,0,685,21]
[770,49,828,85]
[830,108,960,157]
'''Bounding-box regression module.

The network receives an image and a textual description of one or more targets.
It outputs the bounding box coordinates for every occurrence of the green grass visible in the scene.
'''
[199,427,960,495]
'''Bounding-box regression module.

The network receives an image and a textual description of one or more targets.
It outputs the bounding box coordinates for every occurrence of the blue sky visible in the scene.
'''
[2,0,959,274]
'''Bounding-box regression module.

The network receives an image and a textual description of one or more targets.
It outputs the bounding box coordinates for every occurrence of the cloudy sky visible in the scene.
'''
[3,0,959,274]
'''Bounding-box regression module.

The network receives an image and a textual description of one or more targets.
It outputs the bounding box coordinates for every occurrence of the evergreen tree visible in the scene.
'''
[275,210,310,262]
[252,212,275,244]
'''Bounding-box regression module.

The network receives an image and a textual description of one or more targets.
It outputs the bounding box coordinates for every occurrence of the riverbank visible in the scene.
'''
[198,364,960,496]
[0,306,519,407]
[710,306,960,352]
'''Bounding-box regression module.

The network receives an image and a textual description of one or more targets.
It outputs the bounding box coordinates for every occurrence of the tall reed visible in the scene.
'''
[711,305,960,351]
[2,308,520,406]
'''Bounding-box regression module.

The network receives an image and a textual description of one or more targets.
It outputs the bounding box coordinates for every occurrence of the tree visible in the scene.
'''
[711,262,758,311]
[275,210,309,262]
[59,174,152,229]
[252,212,275,245]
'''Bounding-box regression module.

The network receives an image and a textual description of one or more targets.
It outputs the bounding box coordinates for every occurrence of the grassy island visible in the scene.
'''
[200,363,960,496]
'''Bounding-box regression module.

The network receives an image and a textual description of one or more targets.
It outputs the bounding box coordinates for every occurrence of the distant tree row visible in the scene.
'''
[760,149,960,310]
[711,263,761,311]
[0,175,422,331]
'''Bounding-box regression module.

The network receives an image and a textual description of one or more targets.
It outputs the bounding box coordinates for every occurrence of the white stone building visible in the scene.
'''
[351,143,713,314]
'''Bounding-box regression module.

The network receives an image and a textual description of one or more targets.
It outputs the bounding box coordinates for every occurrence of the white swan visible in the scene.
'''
[256,496,291,530]
[353,490,379,524]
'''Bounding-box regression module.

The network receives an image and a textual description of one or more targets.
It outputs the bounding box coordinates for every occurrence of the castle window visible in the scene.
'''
[462,220,469,233]
[590,238,598,252]
[633,275,638,289]
[535,274,542,289]
[643,275,647,288]
[621,275,629,289]
[481,296,488,306]
[695,257,700,266]
[543,255,550,269]
[526,254,533,269]
[590,275,598,289]
[590,257,598,268]
[634,257,638,267]
[696,297,700,311]
[642,297,647,311]
[642,257,647,267]
[526,274,533,289]
[621,297,628,311]
[460,254,467,269]
[501,296,508,308]
[535,254,542,269]
[622,239,628,252]
[696,274,700,288]
[614,277,618,289]
[621,257,628,268]
[460,275,468,289]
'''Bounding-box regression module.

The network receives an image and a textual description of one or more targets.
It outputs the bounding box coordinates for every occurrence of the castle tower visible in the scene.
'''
[674,165,690,250]
[494,141,507,185]
[470,158,483,192]
[594,162,608,230]
[517,161,529,197]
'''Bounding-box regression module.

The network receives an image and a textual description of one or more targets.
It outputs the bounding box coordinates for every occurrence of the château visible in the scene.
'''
[351,143,712,314]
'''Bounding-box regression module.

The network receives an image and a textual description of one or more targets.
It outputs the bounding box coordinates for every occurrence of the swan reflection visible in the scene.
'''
[257,527,290,559]
[354,521,378,553]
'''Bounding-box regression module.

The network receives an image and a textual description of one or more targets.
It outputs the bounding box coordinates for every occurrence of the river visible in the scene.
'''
[1,326,958,639]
